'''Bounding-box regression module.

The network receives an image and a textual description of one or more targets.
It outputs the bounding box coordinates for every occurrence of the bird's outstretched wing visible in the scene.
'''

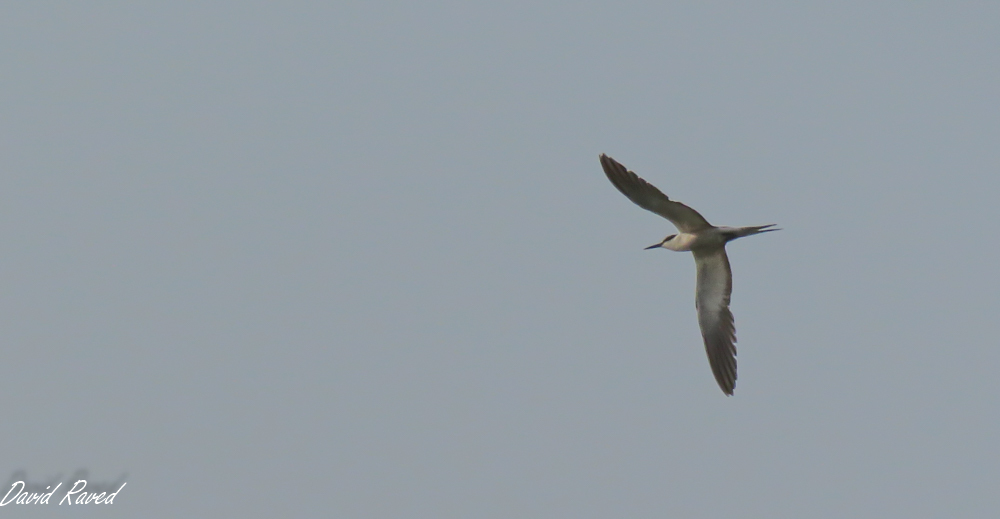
[693,247,737,395]
[600,154,712,233]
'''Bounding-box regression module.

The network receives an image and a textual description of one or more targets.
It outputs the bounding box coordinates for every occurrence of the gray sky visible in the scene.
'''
[2,2,999,517]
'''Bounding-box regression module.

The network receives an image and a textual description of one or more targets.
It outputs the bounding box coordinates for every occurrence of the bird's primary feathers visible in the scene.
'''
[600,153,777,395]
[600,154,712,233]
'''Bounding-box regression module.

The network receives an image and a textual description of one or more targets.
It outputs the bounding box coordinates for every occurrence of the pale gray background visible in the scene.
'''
[1,2,998,518]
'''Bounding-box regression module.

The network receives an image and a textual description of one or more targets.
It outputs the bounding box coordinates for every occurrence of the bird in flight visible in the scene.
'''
[600,154,778,395]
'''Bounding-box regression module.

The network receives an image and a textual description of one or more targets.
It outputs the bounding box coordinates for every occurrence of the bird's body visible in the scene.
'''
[600,154,777,395]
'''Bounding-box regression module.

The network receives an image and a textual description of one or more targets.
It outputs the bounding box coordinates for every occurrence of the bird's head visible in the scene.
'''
[645,234,677,250]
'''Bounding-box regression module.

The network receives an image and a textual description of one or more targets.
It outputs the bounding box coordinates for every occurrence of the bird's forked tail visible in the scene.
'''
[725,224,780,241]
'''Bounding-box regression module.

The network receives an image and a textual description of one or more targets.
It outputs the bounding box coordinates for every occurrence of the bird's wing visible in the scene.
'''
[693,247,737,395]
[600,154,713,233]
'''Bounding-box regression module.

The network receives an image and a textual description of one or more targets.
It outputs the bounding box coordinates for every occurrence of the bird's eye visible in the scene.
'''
[665,234,676,242]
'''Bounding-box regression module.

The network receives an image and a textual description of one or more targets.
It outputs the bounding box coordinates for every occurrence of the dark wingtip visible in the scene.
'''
[717,375,735,396]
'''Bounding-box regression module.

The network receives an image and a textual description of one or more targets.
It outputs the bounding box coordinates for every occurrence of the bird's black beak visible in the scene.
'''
[644,243,662,250]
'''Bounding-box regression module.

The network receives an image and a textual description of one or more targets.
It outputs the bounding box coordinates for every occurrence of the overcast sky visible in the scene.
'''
[2,2,999,518]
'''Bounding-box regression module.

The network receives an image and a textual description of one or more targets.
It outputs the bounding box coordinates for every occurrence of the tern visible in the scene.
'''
[600,154,778,395]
